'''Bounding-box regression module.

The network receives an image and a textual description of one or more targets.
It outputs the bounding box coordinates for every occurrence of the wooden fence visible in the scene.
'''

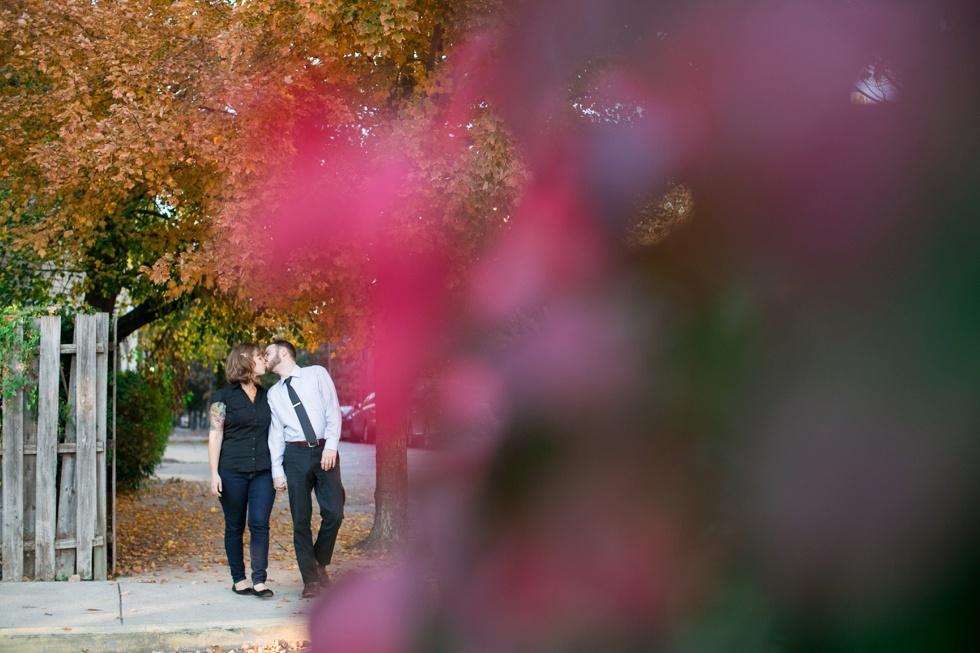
[0,313,114,581]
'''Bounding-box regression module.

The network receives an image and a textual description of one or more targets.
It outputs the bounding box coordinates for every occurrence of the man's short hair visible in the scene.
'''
[271,340,297,362]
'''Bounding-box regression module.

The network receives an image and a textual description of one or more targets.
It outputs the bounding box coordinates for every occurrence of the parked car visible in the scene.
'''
[407,380,437,448]
[407,407,434,449]
[349,392,376,443]
[340,405,354,440]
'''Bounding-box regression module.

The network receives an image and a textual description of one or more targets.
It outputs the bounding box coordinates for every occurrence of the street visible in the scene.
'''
[157,429,443,514]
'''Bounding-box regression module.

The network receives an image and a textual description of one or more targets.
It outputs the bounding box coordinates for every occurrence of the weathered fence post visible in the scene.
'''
[35,315,61,580]
[1,324,24,582]
[75,315,97,580]
[22,344,38,579]
[94,313,109,580]
[55,352,77,578]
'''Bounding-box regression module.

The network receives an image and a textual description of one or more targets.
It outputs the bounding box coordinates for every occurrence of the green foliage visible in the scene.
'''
[114,369,177,492]
[0,219,53,308]
[0,304,40,407]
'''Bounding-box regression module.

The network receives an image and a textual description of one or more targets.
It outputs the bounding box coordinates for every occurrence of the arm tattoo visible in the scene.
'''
[209,402,226,437]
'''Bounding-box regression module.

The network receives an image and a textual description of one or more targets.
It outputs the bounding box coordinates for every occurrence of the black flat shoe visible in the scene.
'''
[253,587,274,598]
[231,584,254,595]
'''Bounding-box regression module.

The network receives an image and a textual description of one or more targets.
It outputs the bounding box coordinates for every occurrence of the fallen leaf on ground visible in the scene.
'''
[116,479,374,576]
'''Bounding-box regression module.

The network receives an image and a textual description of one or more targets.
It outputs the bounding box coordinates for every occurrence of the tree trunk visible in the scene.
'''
[356,254,446,549]
[361,411,408,549]
[83,286,117,315]
[358,347,409,550]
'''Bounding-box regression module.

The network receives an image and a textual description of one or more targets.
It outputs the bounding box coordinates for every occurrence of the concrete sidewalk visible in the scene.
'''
[0,437,444,652]
[0,579,313,652]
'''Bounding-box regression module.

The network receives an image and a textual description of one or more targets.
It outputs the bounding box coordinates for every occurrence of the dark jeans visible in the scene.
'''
[283,446,345,584]
[218,468,275,585]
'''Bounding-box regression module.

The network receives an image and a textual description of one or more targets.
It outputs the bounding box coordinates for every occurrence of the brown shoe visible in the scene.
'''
[317,564,332,590]
[301,582,320,599]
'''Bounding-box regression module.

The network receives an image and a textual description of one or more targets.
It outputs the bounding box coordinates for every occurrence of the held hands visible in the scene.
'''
[273,476,287,492]
[321,448,338,471]
[210,473,222,497]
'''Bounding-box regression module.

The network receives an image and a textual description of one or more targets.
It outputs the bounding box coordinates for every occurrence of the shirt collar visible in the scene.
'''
[280,365,303,385]
[236,383,262,396]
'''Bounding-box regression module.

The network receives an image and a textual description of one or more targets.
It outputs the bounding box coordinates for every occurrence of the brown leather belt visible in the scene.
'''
[285,439,326,447]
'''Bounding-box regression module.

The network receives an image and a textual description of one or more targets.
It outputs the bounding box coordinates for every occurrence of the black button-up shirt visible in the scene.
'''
[211,384,272,473]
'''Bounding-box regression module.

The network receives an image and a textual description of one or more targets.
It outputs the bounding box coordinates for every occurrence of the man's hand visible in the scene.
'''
[210,473,222,497]
[273,476,287,492]
[321,448,337,471]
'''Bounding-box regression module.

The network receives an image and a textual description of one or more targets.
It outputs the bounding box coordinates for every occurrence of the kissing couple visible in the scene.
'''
[207,340,345,600]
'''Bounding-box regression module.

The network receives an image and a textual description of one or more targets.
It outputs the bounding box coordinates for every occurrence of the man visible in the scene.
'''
[265,340,345,599]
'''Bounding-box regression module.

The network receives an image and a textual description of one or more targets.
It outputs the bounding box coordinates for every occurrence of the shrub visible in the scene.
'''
[115,369,176,491]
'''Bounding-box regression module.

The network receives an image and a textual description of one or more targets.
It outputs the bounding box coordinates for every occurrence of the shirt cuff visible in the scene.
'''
[272,465,285,479]
[324,437,340,451]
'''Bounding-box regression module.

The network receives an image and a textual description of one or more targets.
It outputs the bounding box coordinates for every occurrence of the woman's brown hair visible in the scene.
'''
[225,343,261,384]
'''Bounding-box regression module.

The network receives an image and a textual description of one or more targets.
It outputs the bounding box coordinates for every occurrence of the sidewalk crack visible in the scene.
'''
[117,582,124,625]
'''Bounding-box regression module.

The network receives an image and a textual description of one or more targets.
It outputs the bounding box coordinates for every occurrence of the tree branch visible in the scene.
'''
[56,11,106,42]
[426,23,444,73]
[60,288,202,344]
[852,84,886,104]
[198,105,238,116]
[116,289,201,341]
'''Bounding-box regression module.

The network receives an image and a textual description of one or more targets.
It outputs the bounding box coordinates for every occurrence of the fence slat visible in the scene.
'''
[75,315,97,580]
[55,354,77,578]
[94,314,109,580]
[2,324,25,582]
[9,442,103,455]
[24,535,104,551]
[35,316,60,580]
[22,341,38,579]
[58,344,105,355]
[0,414,2,565]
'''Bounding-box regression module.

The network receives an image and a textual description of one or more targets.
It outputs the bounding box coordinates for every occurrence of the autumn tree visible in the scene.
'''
[0,0,259,339]
[192,0,526,547]
[2,0,525,546]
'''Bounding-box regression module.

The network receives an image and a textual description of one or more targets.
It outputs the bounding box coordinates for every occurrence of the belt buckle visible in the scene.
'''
[307,440,318,448]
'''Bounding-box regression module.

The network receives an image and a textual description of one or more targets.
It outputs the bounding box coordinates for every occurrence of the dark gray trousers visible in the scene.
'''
[283,445,345,584]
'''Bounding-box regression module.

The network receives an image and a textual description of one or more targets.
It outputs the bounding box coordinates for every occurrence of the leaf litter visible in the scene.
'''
[116,479,376,576]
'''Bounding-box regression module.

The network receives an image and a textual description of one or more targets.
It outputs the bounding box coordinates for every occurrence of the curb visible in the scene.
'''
[0,619,308,653]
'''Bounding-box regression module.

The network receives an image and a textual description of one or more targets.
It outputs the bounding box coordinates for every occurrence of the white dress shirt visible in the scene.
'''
[268,365,342,479]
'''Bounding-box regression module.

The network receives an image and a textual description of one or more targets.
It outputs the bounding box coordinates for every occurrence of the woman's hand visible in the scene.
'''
[210,473,222,497]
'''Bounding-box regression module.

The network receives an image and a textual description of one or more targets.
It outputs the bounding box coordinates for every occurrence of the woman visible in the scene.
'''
[208,343,275,598]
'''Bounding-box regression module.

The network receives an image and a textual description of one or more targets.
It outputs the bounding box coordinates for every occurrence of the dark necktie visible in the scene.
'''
[284,376,319,445]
